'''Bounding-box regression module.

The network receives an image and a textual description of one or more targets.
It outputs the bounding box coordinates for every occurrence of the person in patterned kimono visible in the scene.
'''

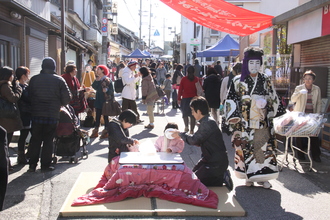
[223,47,285,189]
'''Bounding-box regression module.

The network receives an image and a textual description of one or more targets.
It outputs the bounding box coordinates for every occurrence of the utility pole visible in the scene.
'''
[163,18,165,51]
[61,0,65,72]
[101,0,109,65]
[139,0,142,49]
[149,2,152,48]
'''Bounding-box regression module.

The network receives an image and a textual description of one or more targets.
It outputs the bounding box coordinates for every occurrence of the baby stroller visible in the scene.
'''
[53,105,89,164]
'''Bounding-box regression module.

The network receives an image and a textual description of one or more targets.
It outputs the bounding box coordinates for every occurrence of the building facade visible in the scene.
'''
[0,0,141,79]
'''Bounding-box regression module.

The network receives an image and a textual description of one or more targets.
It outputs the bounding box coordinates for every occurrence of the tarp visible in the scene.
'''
[160,0,274,36]
[122,49,151,58]
[142,50,151,56]
[197,34,239,57]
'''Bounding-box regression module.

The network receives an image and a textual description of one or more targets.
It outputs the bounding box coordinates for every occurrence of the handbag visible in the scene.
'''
[0,97,18,118]
[70,80,87,114]
[102,96,122,116]
[0,83,19,118]
[195,81,205,97]
[156,85,165,97]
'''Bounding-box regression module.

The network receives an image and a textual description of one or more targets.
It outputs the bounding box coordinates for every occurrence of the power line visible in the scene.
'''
[122,0,139,27]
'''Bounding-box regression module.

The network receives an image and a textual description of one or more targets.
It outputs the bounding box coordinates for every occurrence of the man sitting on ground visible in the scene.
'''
[171,96,233,190]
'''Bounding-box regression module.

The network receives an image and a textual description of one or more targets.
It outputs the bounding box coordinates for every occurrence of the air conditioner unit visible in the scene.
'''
[91,14,99,28]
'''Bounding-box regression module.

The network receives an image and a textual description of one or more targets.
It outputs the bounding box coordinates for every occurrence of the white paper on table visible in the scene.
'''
[138,139,157,155]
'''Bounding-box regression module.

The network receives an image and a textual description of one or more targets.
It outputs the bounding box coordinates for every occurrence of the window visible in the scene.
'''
[11,44,20,69]
[210,29,220,36]
[0,40,8,67]
[205,46,212,61]
[0,40,20,69]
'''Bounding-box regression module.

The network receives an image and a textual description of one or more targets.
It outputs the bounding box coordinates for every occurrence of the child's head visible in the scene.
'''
[287,104,294,112]
[164,122,178,132]
[165,74,171,79]
[119,109,137,125]
[190,96,209,116]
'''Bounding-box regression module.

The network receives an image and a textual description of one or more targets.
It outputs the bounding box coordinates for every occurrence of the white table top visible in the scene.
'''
[119,152,184,164]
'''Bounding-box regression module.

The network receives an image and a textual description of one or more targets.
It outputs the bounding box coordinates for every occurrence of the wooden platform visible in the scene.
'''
[59,172,245,217]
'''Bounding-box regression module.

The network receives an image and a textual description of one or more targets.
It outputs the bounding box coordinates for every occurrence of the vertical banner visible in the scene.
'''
[322,4,330,36]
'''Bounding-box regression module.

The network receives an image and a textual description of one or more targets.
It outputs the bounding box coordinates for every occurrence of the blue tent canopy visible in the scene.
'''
[122,49,151,58]
[197,34,239,57]
[142,50,151,56]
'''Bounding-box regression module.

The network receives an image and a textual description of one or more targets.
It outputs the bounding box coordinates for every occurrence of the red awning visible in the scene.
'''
[160,0,274,36]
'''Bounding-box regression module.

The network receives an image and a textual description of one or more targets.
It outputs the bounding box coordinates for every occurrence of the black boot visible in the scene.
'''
[172,101,177,109]
[17,150,28,164]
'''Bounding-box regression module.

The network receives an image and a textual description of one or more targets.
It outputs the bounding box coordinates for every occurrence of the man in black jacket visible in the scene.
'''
[171,96,233,190]
[28,57,71,172]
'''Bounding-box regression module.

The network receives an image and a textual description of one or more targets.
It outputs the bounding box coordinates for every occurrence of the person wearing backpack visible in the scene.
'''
[114,63,126,93]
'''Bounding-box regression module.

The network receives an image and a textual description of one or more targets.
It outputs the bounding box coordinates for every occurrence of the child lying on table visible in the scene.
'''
[154,122,184,153]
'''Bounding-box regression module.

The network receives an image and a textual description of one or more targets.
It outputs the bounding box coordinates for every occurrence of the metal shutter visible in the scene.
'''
[300,35,330,67]
[28,36,45,77]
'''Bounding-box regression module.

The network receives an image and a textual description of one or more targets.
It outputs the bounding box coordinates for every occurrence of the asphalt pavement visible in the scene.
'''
[2,94,330,220]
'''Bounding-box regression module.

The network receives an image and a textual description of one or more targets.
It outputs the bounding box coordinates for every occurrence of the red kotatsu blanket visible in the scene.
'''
[71,156,219,209]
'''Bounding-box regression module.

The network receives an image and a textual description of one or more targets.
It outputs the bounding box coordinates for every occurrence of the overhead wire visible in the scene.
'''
[122,0,139,27]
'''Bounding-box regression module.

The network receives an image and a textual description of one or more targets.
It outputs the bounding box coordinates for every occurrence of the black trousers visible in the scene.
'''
[0,126,8,211]
[94,108,109,128]
[18,129,30,152]
[193,157,228,187]
[122,98,140,120]
[28,122,57,168]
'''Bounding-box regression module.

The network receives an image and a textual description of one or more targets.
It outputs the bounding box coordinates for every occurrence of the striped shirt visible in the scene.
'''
[305,89,313,113]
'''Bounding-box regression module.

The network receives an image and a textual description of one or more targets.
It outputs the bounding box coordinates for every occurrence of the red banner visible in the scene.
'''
[322,4,330,36]
[160,0,274,36]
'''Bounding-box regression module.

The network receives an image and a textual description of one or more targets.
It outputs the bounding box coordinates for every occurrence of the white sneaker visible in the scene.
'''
[245,180,254,187]
[257,181,272,189]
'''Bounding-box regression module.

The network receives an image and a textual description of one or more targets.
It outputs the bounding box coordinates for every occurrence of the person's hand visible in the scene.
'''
[229,118,240,124]
[142,99,146,104]
[177,100,181,105]
[166,148,172,153]
[171,130,180,139]
[102,88,107,93]
[133,139,139,145]
[300,89,308,94]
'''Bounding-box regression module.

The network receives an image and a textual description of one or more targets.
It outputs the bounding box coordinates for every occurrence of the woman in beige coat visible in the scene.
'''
[291,70,322,162]
[140,67,158,129]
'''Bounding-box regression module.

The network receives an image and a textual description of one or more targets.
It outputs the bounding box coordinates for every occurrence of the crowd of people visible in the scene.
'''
[0,46,325,211]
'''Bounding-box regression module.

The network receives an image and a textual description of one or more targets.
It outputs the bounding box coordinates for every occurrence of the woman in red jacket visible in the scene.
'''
[61,61,87,115]
[178,66,199,134]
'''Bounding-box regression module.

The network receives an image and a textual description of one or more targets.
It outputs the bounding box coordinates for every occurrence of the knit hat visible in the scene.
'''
[42,57,56,71]
[240,47,263,81]
[128,60,138,67]
[97,65,109,76]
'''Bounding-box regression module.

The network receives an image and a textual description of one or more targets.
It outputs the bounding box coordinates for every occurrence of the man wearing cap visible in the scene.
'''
[121,60,142,123]
[28,57,71,172]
